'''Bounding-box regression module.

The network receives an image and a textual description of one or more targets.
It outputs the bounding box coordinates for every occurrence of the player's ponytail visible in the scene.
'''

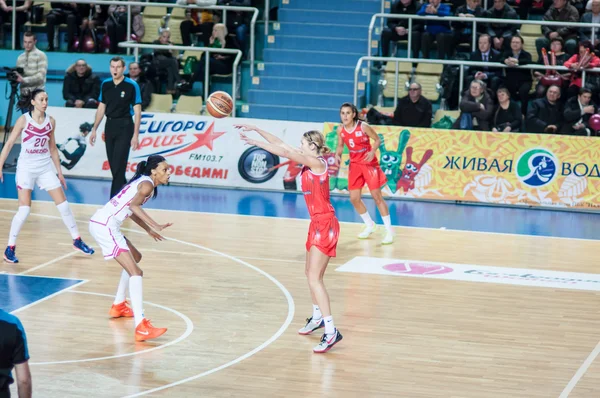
[303,130,330,155]
[129,155,166,198]
[17,88,46,111]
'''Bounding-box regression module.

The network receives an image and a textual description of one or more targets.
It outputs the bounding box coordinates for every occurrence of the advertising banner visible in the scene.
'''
[323,123,600,210]
[51,107,321,191]
[51,106,600,210]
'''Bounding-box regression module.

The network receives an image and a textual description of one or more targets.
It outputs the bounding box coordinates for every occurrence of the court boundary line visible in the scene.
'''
[0,198,596,243]
[0,207,296,396]
[29,290,194,366]
[10,280,88,315]
[559,340,600,397]
[19,251,79,275]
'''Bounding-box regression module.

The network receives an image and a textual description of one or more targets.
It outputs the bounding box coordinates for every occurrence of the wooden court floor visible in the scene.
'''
[1,198,600,397]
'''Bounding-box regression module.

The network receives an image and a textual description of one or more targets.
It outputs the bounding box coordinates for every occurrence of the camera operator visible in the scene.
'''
[15,32,47,95]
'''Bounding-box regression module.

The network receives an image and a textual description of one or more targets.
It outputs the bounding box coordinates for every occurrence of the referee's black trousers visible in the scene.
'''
[105,118,134,198]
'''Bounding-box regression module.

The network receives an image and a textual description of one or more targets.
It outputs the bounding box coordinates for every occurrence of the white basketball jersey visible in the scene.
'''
[19,112,53,167]
[91,176,154,226]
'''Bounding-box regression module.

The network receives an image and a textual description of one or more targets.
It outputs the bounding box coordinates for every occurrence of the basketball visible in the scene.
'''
[206,91,233,118]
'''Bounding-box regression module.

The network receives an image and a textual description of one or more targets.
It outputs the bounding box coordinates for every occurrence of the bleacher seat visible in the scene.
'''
[175,95,203,115]
[414,63,443,102]
[141,6,167,43]
[146,93,173,113]
[167,8,186,45]
[383,61,412,99]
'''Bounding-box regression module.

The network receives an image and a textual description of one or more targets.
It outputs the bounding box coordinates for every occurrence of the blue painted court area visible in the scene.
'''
[0,274,84,313]
[1,172,599,240]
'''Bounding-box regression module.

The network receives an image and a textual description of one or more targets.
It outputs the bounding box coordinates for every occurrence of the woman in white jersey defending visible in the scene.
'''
[89,154,171,342]
[0,89,95,263]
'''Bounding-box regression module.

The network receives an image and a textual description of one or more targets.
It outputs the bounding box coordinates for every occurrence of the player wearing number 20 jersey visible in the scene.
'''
[0,89,95,264]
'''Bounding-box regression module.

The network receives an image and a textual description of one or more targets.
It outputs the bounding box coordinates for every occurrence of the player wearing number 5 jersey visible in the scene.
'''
[89,155,171,342]
[336,103,394,245]
[0,89,95,263]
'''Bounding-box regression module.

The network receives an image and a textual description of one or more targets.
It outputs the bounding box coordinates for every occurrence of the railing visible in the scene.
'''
[265,0,269,36]
[7,0,258,76]
[367,13,600,86]
[119,41,242,117]
[354,55,600,109]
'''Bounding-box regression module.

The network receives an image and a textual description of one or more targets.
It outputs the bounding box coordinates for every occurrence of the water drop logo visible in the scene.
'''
[515,148,558,187]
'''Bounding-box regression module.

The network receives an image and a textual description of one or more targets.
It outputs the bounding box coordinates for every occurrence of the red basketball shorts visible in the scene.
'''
[348,162,387,191]
[306,213,340,257]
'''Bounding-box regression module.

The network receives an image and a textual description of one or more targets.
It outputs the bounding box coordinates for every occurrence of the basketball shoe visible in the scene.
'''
[313,329,343,353]
[298,317,324,335]
[3,246,18,263]
[135,319,167,342]
[109,301,134,318]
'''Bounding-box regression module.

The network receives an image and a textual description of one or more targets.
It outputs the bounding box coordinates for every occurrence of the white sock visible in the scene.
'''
[382,215,393,234]
[324,315,335,335]
[114,270,130,304]
[312,304,322,320]
[129,276,145,327]
[7,206,30,246]
[56,201,79,240]
[359,212,374,227]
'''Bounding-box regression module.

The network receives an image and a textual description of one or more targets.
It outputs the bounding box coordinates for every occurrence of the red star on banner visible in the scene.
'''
[168,122,225,156]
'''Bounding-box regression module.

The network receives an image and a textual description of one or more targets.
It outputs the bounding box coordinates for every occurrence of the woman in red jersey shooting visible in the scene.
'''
[337,102,394,244]
[236,124,343,354]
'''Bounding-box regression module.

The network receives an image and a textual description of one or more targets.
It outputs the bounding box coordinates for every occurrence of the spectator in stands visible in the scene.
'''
[62,59,101,108]
[416,0,453,59]
[564,40,600,97]
[395,82,433,127]
[536,0,580,58]
[526,84,564,133]
[46,3,90,52]
[179,0,218,47]
[380,0,421,59]
[0,0,31,50]
[453,79,495,130]
[16,32,47,95]
[492,87,522,132]
[501,35,533,116]
[533,37,570,98]
[106,1,143,54]
[78,4,109,52]
[450,0,486,54]
[515,0,552,21]
[365,82,432,127]
[0,309,31,398]
[153,29,183,95]
[579,0,600,51]
[466,34,503,93]
[182,23,240,89]
[219,0,251,58]
[485,0,520,52]
[562,87,598,135]
[127,62,153,111]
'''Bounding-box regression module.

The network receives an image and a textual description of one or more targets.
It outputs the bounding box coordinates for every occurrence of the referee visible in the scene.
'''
[0,309,31,398]
[90,56,142,198]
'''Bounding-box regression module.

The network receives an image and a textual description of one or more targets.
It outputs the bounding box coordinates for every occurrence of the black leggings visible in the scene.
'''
[105,118,133,198]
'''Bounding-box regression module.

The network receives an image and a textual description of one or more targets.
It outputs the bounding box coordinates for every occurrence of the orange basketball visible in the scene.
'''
[206,91,233,118]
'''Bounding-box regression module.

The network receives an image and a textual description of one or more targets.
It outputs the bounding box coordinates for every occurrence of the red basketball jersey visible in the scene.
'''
[301,157,335,218]
[340,121,377,166]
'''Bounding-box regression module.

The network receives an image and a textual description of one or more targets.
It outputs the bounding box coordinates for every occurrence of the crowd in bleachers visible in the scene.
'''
[377,0,600,136]
[1,0,260,113]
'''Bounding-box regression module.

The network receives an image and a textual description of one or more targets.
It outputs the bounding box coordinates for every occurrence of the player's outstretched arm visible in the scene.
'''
[239,132,324,173]
[235,124,301,155]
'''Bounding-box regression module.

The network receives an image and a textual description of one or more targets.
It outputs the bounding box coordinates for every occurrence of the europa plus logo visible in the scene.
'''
[515,148,558,188]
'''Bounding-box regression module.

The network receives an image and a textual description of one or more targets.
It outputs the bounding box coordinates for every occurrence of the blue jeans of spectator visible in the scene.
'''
[235,24,248,57]
[459,113,473,130]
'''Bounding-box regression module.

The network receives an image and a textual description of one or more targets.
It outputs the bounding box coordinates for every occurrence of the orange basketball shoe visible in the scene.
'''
[109,301,134,318]
[135,319,167,342]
